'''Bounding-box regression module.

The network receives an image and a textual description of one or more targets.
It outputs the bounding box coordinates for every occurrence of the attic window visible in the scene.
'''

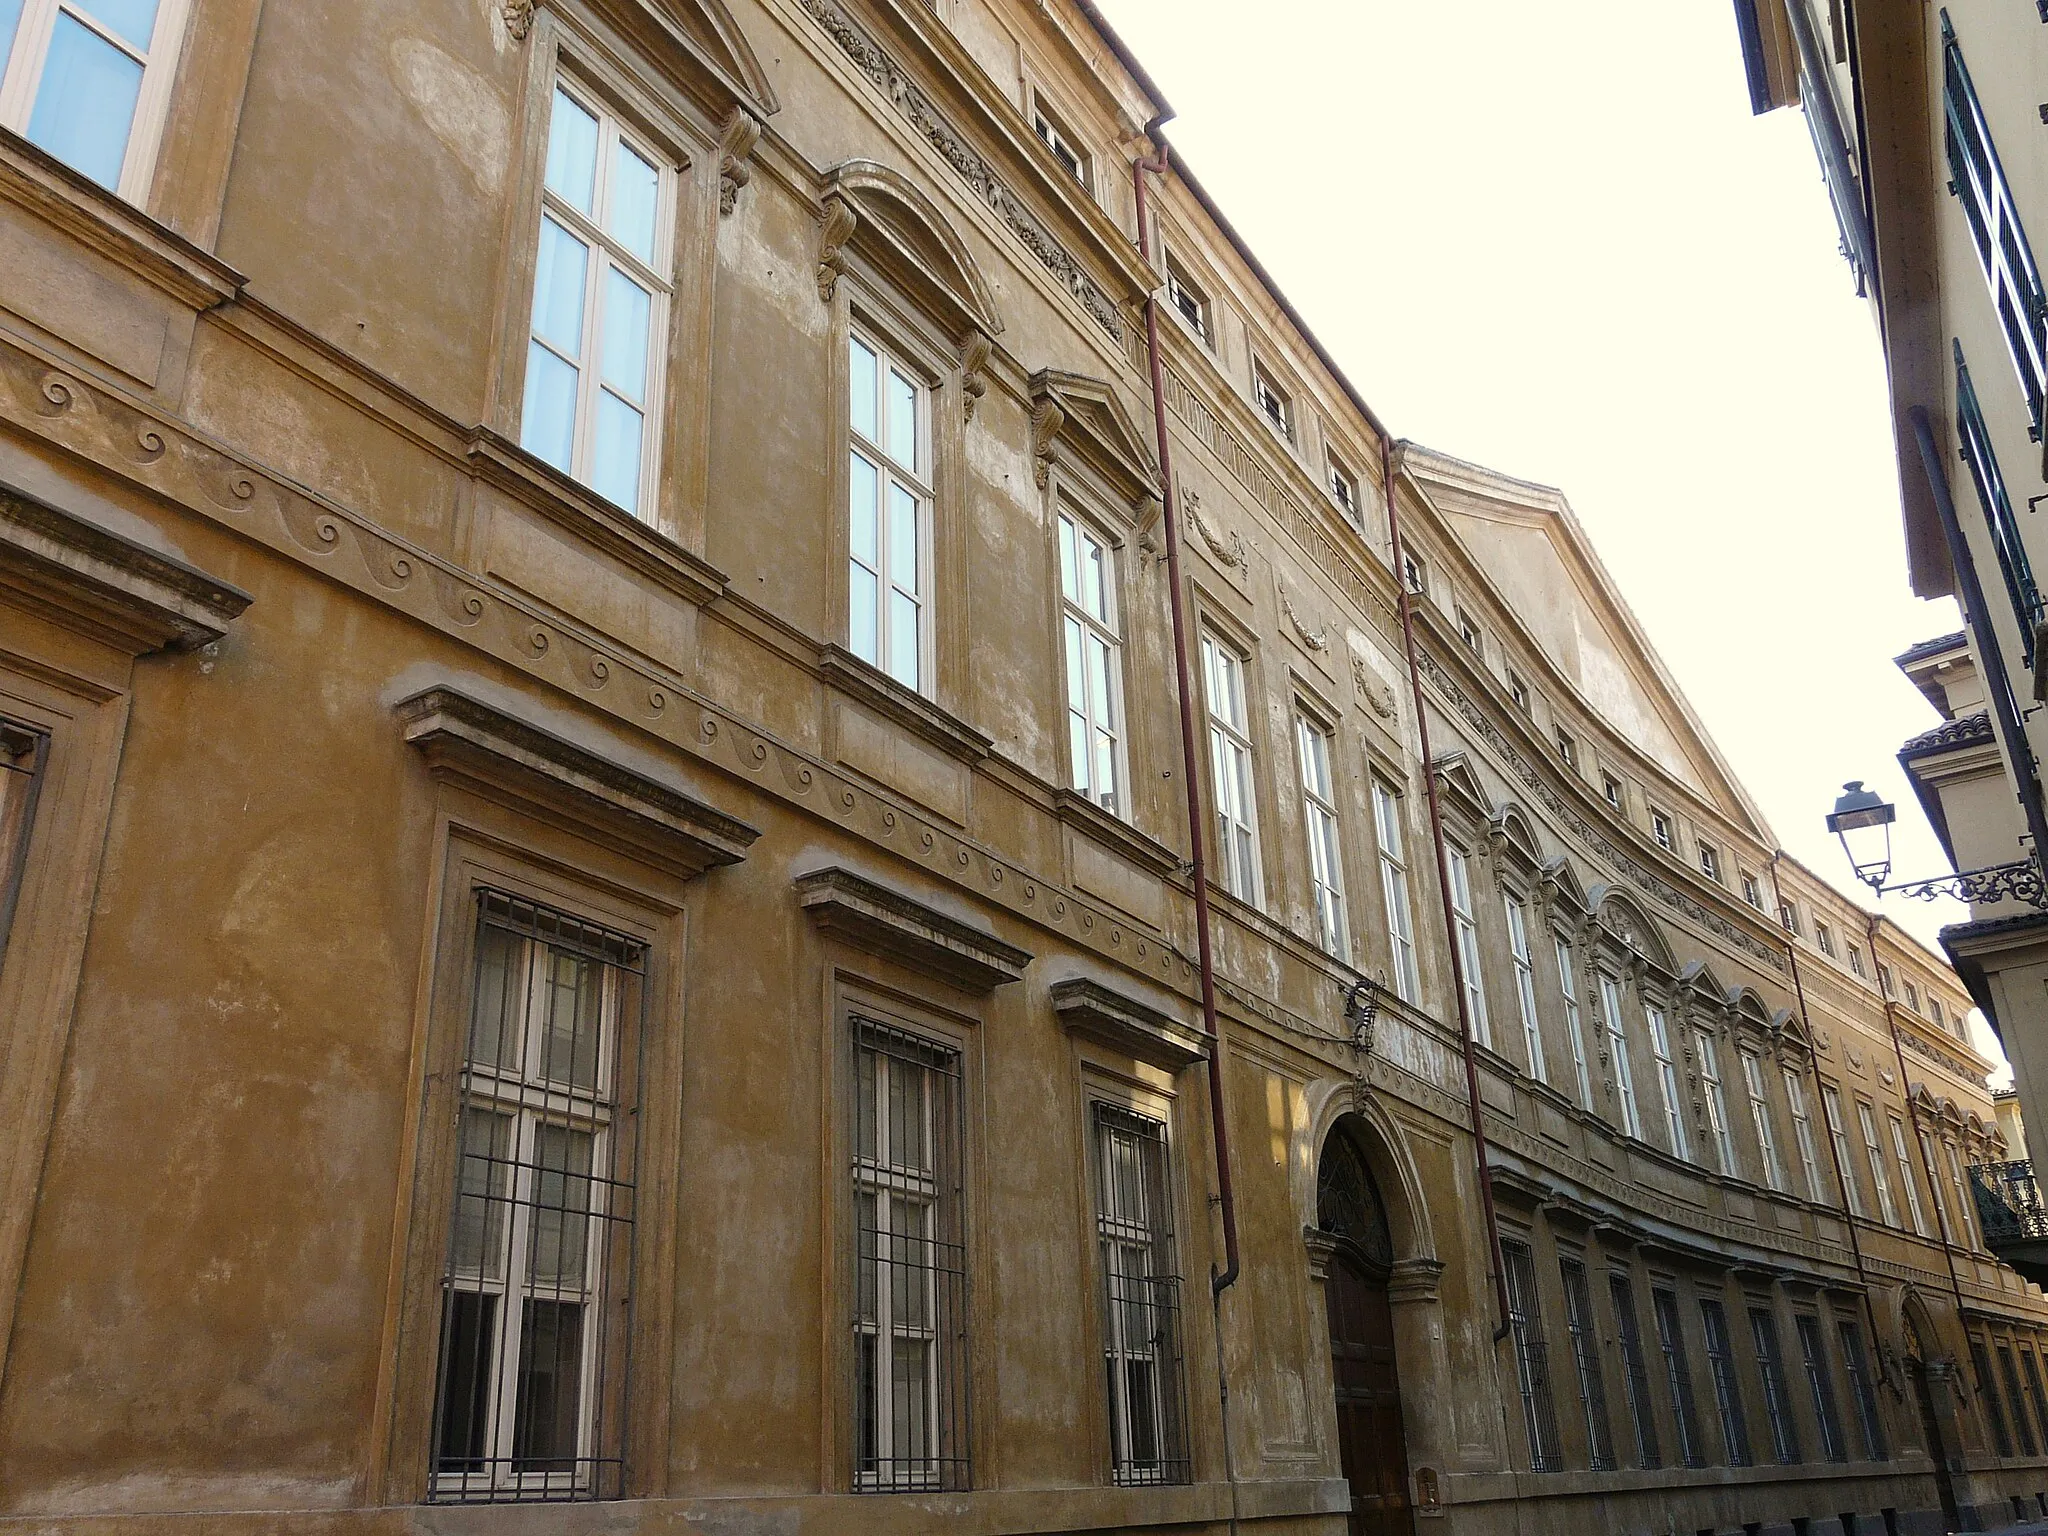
[1554,728,1577,770]
[1253,364,1293,441]
[1779,899,1801,937]
[1602,774,1624,813]
[1330,456,1360,521]
[1931,996,1947,1029]
[1876,962,1893,997]
[1033,98,1091,191]
[1740,871,1763,910]
[1165,257,1211,344]
[1507,671,1530,713]
[1848,944,1866,978]
[1401,550,1427,597]
[1816,922,1836,958]
[1698,841,1721,882]
[1904,979,1921,1013]
[1457,610,1482,654]
[1650,810,1674,851]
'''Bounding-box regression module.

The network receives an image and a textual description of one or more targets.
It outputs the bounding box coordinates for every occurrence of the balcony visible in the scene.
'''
[1971,1160,2048,1285]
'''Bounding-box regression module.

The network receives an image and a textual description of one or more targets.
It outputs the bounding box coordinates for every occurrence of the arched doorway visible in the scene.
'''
[1904,1307,1962,1532]
[1317,1125,1415,1536]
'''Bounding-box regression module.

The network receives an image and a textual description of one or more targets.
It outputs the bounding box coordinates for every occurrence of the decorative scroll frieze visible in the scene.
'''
[793,0,1124,340]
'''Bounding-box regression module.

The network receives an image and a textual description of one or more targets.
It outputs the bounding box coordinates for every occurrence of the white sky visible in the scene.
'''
[1092,0,2013,1076]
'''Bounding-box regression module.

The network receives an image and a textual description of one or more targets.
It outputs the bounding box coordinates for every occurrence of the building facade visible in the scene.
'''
[1733,1,2048,1219]
[2,0,2048,1533]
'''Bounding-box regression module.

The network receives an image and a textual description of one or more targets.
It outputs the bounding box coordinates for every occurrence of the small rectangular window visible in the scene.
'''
[1296,714,1348,964]
[1698,841,1720,881]
[522,82,675,520]
[1816,922,1836,958]
[432,892,645,1503]
[1201,633,1261,906]
[1457,610,1483,654]
[1796,1314,1847,1463]
[1374,781,1420,1004]
[1560,1258,1616,1470]
[1502,1241,1563,1472]
[1653,1288,1705,1468]
[1252,364,1293,441]
[852,1018,968,1491]
[1779,900,1801,937]
[1848,944,1866,978]
[1741,872,1763,910]
[1091,1103,1190,1486]
[1610,1274,1661,1469]
[1931,996,1947,1029]
[1651,811,1673,851]
[1329,456,1360,521]
[1508,672,1531,713]
[1700,1297,1752,1466]
[1032,98,1091,190]
[1903,979,1921,1013]
[1059,512,1124,816]
[1602,774,1624,813]
[1750,1307,1801,1464]
[1401,550,1428,598]
[1555,728,1577,770]
[1448,845,1489,1048]
[0,0,190,198]
[1164,257,1211,344]
[1876,962,1893,997]
[847,331,932,692]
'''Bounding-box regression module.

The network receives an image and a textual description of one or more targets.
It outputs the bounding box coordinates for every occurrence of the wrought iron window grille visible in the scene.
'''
[1092,1103,1192,1487]
[1502,1241,1564,1473]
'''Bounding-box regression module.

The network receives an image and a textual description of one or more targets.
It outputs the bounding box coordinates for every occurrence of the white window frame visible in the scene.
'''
[1031,94,1092,191]
[1822,1085,1861,1215]
[1505,892,1545,1083]
[1507,671,1530,712]
[1858,1100,1898,1226]
[0,0,190,201]
[1374,781,1420,1004]
[1058,510,1125,816]
[1457,610,1483,654]
[1697,1030,1737,1176]
[1602,775,1624,813]
[1164,256,1211,345]
[1295,713,1348,963]
[1847,945,1866,979]
[1555,936,1594,1110]
[1598,972,1641,1138]
[1555,728,1577,770]
[520,79,676,521]
[1329,456,1361,521]
[1447,847,1489,1047]
[1647,1004,1688,1158]
[1201,633,1261,907]
[1784,1069,1823,1202]
[1252,364,1293,442]
[847,327,934,693]
[1651,811,1673,851]
[1741,1049,1785,1191]
[1816,923,1836,959]
[1943,1139,1978,1249]
[1889,1113,1930,1235]
[1741,872,1763,910]
[1698,842,1720,882]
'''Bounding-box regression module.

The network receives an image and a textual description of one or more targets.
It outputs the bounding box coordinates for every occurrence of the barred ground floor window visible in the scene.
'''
[1091,1102,1190,1485]
[432,891,645,1503]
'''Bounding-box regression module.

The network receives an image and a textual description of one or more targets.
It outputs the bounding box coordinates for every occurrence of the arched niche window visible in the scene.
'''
[1317,1128,1394,1273]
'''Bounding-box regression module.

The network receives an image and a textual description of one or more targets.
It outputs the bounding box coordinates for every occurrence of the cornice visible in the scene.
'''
[1051,788,1181,877]
[1049,976,1205,1072]
[1899,709,1992,759]
[796,864,1032,990]
[818,645,993,764]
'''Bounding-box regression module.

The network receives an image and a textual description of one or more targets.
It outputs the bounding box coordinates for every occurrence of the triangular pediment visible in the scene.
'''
[589,0,780,118]
[1432,753,1491,822]
[1030,369,1159,513]
[1402,444,1772,840]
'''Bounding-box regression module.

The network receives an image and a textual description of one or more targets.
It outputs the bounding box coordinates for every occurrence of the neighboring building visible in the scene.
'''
[3,3,2048,1535]
[1734,0,2048,1261]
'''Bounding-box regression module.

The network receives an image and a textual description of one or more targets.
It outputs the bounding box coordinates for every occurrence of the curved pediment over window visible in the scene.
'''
[1489,803,1544,872]
[1729,987,1773,1036]
[818,161,1003,341]
[1027,370,1159,514]
[1590,885,1676,977]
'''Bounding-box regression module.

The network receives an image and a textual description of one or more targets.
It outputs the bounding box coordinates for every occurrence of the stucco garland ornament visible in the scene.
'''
[1181,488,1243,569]
[1353,655,1397,720]
[1281,589,1329,651]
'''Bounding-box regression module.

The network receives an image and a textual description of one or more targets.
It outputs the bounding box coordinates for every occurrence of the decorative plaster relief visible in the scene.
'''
[959,328,990,421]
[1280,588,1328,652]
[815,194,857,301]
[717,107,762,216]
[1181,488,1242,569]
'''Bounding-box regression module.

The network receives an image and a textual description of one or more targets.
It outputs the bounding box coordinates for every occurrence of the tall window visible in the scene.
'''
[1373,782,1419,1003]
[1200,635,1261,905]
[1943,15,2048,441]
[1955,343,2045,664]
[1973,1339,2014,1457]
[1091,1104,1190,1486]
[433,893,643,1503]
[1647,1004,1687,1158]
[848,333,930,690]
[1888,1115,1929,1236]
[1502,1241,1563,1472]
[0,0,187,197]
[1839,1319,1886,1459]
[1700,1297,1752,1466]
[1059,513,1123,814]
[1740,1050,1784,1191]
[1505,893,1545,1083]
[1823,1085,1862,1215]
[1919,1129,1950,1241]
[523,85,672,519]
[1997,1343,2038,1456]
[1448,847,1489,1047]
[1784,1069,1823,1202]
[1797,1314,1847,1463]
[1556,938,1593,1110]
[1858,1102,1898,1226]
[1654,1288,1705,1469]
[1560,1258,1615,1470]
[852,1020,968,1491]
[1944,1140,1978,1249]
[1597,973,1641,1138]
[1750,1307,1801,1464]
[1698,1031,1737,1176]
[1296,716,1348,963]
[2021,1349,2048,1453]
[1610,1274,1661,1469]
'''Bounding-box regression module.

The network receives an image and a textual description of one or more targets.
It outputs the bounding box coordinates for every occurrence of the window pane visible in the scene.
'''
[1058,516,1078,601]
[1,0,29,64]
[1064,617,1087,711]
[531,217,588,354]
[544,88,600,214]
[887,369,917,471]
[887,589,919,688]
[451,1108,513,1278]
[610,139,659,264]
[600,269,651,402]
[529,1125,594,1290]
[1086,634,1112,720]
[436,1290,499,1472]
[469,925,524,1073]
[511,1298,584,1470]
[849,567,878,664]
[520,343,578,471]
[887,484,919,593]
[849,453,878,567]
[592,392,644,514]
[1093,728,1116,811]
[26,13,143,190]
[850,338,878,442]
[1069,709,1089,792]
[1082,535,1106,620]
[77,0,158,48]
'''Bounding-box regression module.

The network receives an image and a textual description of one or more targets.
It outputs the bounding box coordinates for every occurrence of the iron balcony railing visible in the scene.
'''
[1972,1159,2048,1246]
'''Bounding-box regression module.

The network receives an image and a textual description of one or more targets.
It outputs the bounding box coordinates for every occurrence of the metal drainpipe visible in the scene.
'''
[1772,851,1893,1387]
[1131,121,1241,1536]
[1865,910,1969,1321]
[1130,128,1239,1300]
[1381,434,1513,1342]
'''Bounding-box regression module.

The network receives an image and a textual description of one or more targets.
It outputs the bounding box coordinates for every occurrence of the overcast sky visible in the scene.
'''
[1091,0,2010,1072]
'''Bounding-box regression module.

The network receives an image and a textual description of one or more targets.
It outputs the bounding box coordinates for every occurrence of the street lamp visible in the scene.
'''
[1826,780,1896,893]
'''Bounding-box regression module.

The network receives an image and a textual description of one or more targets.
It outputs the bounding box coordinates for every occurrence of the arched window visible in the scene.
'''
[1317,1129,1394,1271]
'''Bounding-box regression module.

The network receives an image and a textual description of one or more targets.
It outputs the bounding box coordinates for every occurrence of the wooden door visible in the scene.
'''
[1325,1250,1414,1536]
